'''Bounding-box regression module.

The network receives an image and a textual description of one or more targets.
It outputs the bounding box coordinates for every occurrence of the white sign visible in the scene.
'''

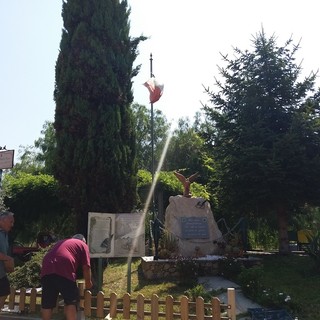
[87,212,145,258]
[0,150,14,169]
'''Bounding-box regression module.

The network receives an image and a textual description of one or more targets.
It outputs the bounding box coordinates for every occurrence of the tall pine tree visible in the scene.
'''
[203,30,320,253]
[54,0,145,234]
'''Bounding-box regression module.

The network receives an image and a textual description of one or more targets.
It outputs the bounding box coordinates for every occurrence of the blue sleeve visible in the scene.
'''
[0,231,9,277]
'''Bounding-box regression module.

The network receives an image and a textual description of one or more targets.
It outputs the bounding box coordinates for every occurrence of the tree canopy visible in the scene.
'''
[2,172,71,242]
[132,103,170,171]
[164,116,214,184]
[203,30,320,253]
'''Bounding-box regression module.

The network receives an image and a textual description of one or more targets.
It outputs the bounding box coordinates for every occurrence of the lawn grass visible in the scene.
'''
[102,254,320,320]
[260,253,320,320]
[102,257,193,299]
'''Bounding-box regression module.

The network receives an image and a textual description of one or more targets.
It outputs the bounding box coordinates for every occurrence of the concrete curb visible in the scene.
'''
[198,275,262,315]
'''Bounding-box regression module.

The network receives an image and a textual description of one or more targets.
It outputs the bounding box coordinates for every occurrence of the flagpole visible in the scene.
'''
[150,53,155,196]
[149,53,159,260]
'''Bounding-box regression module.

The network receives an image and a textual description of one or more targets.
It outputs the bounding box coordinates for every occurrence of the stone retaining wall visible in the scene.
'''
[141,256,221,280]
[141,256,262,280]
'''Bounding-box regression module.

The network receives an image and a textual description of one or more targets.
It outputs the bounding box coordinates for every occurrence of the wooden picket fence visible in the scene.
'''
[3,285,236,320]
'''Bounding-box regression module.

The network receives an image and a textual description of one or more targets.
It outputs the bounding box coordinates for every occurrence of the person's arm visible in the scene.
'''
[0,252,8,260]
[0,253,14,273]
[4,256,14,273]
[82,265,93,290]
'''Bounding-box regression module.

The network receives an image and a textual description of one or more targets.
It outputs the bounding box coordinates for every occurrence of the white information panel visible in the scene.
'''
[87,212,145,258]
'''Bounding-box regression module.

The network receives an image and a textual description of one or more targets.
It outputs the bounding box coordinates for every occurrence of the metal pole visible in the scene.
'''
[149,53,156,257]
[97,257,103,291]
[150,53,155,196]
[127,256,132,293]
[149,54,159,260]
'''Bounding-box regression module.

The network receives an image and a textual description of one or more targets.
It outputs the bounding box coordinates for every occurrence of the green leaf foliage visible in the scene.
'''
[164,117,215,185]
[2,172,71,242]
[304,230,320,271]
[132,103,170,171]
[8,249,47,288]
[53,0,146,233]
[204,30,320,252]
[136,170,209,211]
[202,30,320,252]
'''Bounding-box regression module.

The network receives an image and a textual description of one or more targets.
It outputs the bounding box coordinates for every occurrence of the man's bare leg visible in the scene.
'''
[41,308,53,320]
[64,304,77,320]
[0,295,7,309]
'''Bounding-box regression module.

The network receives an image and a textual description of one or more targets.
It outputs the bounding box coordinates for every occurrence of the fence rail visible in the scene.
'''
[4,285,236,320]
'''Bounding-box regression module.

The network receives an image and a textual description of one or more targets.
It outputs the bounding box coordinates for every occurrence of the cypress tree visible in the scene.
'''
[54,0,145,234]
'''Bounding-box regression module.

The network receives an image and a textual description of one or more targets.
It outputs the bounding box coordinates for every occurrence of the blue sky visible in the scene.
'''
[1,0,319,163]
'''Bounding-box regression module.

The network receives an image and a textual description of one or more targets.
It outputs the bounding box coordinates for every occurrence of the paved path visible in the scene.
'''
[198,275,262,316]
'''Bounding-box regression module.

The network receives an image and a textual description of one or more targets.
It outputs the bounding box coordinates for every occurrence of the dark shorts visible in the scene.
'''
[41,274,79,309]
[0,276,10,297]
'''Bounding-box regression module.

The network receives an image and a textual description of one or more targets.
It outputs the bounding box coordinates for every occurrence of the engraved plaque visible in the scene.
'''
[180,217,209,239]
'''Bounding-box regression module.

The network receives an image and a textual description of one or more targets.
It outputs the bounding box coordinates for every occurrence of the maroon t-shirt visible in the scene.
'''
[41,238,91,282]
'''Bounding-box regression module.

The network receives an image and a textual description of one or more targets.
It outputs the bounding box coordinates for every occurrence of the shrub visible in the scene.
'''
[237,265,264,298]
[247,218,278,250]
[304,230,320,271]
[185,284,212,302]
[158,229,179,259]
[238,264,300,314]
[259,288,295,310]
[218,258,243,281]
[9,249,47,288]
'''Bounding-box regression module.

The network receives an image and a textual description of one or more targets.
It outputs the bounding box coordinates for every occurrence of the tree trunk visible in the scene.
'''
[277,205,290,254]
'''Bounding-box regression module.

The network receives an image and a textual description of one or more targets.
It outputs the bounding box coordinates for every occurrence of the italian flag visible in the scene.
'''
[143,78,164,103]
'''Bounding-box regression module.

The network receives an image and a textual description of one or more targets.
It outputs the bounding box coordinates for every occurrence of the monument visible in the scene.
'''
[141,171,225,279]
[163,172,223,257]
